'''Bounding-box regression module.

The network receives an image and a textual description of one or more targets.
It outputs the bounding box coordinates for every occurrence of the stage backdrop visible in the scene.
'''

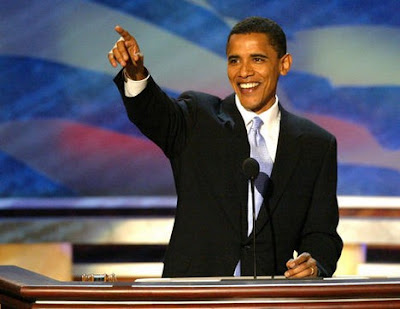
[1,0,399,198]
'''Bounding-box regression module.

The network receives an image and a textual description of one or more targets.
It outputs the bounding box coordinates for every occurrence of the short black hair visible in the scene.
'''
[227,17,287,58]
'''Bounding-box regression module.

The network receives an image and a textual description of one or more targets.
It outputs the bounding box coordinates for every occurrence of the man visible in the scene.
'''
[108,17,342,278]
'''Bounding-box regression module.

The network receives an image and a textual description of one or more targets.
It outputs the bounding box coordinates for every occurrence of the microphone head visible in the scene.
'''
[242,157,260,180]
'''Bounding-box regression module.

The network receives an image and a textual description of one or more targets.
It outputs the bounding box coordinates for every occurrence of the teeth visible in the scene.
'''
[239,82,259,89]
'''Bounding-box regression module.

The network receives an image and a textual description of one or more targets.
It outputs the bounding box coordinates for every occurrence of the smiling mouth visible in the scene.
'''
[239,82,260,91]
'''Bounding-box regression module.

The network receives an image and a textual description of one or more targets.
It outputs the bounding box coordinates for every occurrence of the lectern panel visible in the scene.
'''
[1,266,400,308]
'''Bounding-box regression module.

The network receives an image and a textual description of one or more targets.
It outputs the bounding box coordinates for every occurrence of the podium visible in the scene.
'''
[1,266,400,308]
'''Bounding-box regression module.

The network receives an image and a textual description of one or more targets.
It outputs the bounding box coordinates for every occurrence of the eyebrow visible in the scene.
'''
[228,55,239,60]
[227,54,268,60]
[250,53,268,59]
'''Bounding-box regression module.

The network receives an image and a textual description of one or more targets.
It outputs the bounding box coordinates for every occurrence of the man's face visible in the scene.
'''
[226,32,291,114]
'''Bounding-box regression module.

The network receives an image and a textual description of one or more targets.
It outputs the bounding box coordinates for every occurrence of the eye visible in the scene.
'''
[228,58,238,65]
[253,57,264,63]
[228,56,240,65]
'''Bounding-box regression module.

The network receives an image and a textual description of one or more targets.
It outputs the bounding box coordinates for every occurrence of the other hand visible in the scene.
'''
[284,252,318,278]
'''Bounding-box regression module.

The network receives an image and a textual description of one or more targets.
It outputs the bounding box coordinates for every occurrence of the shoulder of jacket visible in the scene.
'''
[282,108,336,142]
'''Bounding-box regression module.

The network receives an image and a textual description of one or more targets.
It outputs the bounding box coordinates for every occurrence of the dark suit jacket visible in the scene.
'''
[114,71,343,277]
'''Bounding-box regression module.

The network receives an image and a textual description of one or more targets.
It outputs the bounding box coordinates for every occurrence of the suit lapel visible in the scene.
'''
[218,94,249,236]
[254,105,303,236]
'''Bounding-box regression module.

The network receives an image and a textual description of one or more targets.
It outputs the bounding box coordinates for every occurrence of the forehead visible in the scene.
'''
[226,32,275,55]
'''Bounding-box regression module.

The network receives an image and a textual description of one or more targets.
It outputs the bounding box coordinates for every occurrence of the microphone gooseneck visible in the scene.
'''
[242,157,276,279]
[242,157,259,279]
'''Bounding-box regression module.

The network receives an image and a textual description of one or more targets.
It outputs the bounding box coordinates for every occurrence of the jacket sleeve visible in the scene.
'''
[298,135,343,277]
[113,70,197,158]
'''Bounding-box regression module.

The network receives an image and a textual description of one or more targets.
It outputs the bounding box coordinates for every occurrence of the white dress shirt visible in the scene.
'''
[234,95,281,163]
[233,95,281,276]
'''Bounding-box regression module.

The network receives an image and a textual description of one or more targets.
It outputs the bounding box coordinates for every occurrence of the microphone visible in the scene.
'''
[242,157,260,180]
[242,158,259,279]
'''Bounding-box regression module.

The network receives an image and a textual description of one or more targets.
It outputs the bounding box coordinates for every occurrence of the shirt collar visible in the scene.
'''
[235,95,280,129]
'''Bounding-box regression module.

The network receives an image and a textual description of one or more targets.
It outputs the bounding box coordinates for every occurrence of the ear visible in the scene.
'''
[279,53,292,76]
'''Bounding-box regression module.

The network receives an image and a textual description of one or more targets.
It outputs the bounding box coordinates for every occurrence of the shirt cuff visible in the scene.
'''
[123,70,150,97]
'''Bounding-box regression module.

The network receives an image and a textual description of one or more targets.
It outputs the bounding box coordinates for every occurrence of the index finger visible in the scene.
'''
[287,252,311,268]
[115,25,134,42]
[296,252,312,263]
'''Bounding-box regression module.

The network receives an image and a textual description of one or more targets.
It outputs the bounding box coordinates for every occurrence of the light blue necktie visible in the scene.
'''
[247,116,273,236]
[234,116,274,276]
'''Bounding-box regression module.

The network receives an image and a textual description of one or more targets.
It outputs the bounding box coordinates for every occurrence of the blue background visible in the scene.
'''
[1,0,399,198]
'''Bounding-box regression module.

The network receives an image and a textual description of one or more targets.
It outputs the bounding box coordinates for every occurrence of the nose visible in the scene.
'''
[239,61,254,78]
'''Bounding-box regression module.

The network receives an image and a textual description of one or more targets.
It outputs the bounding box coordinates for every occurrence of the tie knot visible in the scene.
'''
[251,117,263,131]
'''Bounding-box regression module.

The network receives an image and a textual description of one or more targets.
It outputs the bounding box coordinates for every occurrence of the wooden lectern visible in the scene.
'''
[1,265,400,308]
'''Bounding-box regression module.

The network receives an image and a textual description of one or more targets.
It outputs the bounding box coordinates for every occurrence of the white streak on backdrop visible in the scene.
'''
[0,0,231,97]
[289,26,400,86]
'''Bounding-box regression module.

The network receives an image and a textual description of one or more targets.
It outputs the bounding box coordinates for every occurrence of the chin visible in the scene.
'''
[241,101,262,112]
